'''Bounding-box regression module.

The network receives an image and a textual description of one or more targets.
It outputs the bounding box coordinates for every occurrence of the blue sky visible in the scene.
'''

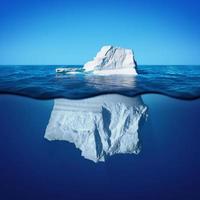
[0,0,200,65]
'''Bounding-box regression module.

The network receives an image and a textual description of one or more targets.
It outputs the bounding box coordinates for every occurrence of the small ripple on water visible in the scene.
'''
[0,65,200,100]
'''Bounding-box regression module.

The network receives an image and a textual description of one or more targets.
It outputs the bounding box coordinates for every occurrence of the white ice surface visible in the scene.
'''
[83,45,137,75]
[44,94,147,162]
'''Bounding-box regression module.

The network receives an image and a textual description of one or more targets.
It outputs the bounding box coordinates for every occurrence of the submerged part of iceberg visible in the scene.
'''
[45,94,147,162]
[83,45,137,75]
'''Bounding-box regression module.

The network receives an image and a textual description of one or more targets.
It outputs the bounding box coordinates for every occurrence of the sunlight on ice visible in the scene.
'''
[83,45,137,75]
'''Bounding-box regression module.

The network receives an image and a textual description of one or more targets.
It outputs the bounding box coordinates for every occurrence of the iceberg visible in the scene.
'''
[44,94,147,163]
[55,67,82,74]
[83,45,137,75]
[56,68,69,73]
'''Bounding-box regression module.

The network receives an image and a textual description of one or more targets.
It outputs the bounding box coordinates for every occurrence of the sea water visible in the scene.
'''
[0,65,200,199]
[0,65,200,99]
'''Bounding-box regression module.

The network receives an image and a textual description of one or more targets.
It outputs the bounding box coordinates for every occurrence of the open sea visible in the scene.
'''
[0,65,200,199]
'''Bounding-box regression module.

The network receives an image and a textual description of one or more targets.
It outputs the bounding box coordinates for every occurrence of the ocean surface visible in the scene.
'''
[0,65,200,199]
[0,65,199,99]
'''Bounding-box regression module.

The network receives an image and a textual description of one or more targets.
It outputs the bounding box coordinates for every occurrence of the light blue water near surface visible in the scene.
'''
[0,65,200,99]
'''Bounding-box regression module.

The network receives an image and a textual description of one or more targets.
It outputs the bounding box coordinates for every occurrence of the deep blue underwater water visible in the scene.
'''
[0,65,200,199]
[0,65,200,99]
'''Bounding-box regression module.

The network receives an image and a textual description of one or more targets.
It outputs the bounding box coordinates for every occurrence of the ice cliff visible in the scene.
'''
[45,94,147,162]
[83,45,137,75]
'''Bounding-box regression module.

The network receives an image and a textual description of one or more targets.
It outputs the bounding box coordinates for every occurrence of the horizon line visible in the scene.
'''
[0,64,200,66]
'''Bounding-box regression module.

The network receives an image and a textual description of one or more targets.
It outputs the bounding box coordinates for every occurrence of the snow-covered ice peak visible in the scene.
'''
[44,94,147,163]
[83,45,137,75]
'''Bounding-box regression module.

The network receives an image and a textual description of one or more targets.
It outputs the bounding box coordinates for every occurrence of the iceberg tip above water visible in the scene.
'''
[83,45,137,75]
